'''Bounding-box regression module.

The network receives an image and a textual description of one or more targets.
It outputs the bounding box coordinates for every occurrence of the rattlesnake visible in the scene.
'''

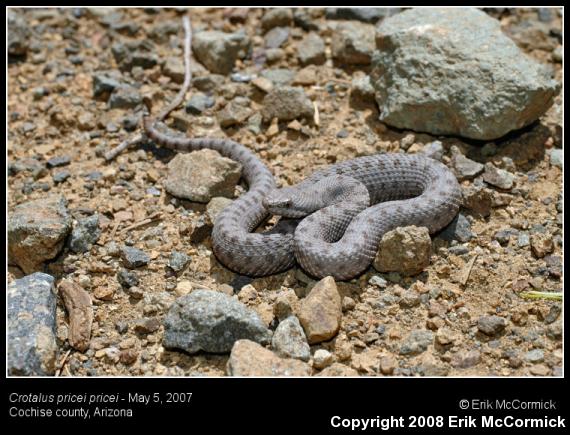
[144,118,462,280]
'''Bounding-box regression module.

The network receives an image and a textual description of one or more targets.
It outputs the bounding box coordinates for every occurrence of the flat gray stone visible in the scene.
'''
[163,290,272,354]
[8,273,58,376]
[121,246,150,269]
[371,8,561,140]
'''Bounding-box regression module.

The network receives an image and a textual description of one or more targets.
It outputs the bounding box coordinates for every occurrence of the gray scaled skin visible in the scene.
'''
[144,118,462,280]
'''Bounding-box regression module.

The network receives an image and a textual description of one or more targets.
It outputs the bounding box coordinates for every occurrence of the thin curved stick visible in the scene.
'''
[104,15,193,161]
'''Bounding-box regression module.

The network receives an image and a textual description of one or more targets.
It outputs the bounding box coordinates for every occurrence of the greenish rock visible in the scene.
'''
[371,8,561,140]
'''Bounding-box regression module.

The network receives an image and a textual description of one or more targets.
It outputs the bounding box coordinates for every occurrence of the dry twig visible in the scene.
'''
[104,15,193,161]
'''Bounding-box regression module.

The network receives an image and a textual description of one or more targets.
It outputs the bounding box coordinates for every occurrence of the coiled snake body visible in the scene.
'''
[144,118,462,280]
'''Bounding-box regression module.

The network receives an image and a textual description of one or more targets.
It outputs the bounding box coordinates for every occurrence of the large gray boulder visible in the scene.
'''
[371,8,560,140]
[8,273,58,376]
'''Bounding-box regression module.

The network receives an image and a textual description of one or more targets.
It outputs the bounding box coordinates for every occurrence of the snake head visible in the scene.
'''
[263,190,307,218]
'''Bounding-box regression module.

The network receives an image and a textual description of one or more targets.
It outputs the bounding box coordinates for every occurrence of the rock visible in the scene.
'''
[8,194,72,273]
[117,268,139,288]
[262,86,314,121]
[47,155,71,168]
[162,56,185,84]
[251,77,274,94]
[121,246,150,269]
[133,317,160,334]
[524,349,544,364]
[462,185,492,218]
[529,364,551,376]
[206,197,233,224]
[326,8,400,23]
[108,85,142,109]
[530,233,554,258]
[477,315,507,336]
[420,141,444,161]
[494,228,519,246]
[331,21,375,65]
[451,350,481,368]
[231,72,253,83]
[165,149,242,202]
[119,349,138,365]
[69,214,100,253]
[373,226,431,276]
[550,149,563,168]
[169,251,190,273]
[399,289,421,308]
[452,152,485,181]
[313,349,335,369]
[227,339,311,376]
[261,68,296,86]
[369,275,388,288]
[293,9,319,31]
[112,43,159,71]
[418,353,449,376]
[53,171,71,184]
[192,30,250,75]
[316,362,359,376]
[379,355,397,375]
[58,280,93,352]
[297,33,326,65]
[298,276,342,344]
[237,284,258,304]
[273,289,299,321]
[193,74,225,92]
[8,273,57,375]
[265,26,290,49]
[371,8,560,140]
[350,75,375,101]
[149,20,179,43]
[437,213,473,243]
[271,316,310,361]
[399,330,434,355]
[517,233,530,248]
[9,158,47,179]
[483,163,515,190]
[261,8,293,31]
[163,290,271,354]
[8,10,30,56]
[189,215,212,243]
[92,70,123,99]
[185,93,215,115]
[217,99,253,127]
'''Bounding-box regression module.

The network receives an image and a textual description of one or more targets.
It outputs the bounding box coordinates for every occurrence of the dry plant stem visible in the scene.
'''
[155,15,193,121]
[104,15,193,161]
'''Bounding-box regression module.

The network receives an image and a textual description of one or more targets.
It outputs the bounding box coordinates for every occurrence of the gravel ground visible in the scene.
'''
[7,7,563,377]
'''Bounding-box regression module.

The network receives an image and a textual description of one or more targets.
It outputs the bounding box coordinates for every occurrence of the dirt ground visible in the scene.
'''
[7,7,563,376]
